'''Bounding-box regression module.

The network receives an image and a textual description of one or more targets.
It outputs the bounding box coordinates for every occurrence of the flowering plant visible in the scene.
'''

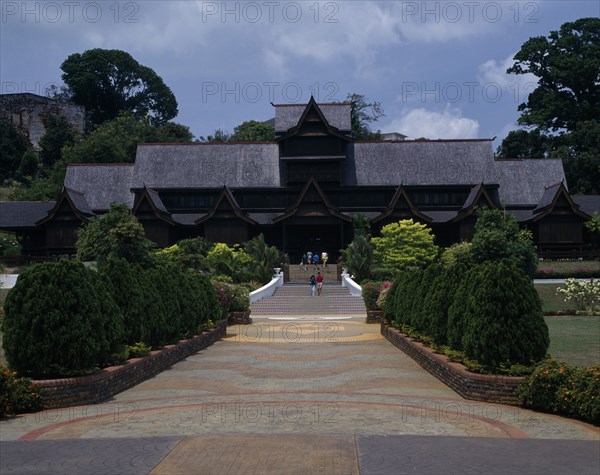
[556,278,600,315]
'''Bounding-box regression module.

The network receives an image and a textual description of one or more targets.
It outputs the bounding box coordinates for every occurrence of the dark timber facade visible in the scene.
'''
[1,99,598,260]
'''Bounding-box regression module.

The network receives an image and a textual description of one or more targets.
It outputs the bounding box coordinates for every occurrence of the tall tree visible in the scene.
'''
[495,129,549,158]
[61,49,178,126]
[507,17,600,132]
[39,115,79,167]
[0,122,30,182]
[501,18,600,192]
[347,93,385,141]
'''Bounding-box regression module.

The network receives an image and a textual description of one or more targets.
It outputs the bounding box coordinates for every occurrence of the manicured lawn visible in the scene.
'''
[535,283,574,312]
[537,260,600,276]
[545,315,600,367]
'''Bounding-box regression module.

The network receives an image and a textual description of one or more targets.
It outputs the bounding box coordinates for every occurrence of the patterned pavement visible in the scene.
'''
[1,317,598,474]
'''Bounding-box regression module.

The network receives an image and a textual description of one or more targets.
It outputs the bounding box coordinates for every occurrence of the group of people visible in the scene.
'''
[309,272,324,297]
[300,251,328,272]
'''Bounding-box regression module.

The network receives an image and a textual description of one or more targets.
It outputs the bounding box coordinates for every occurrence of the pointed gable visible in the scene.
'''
[36,187,94,225]
[133,186,175,224]
[195,186,257,225]
[372,185,432,224]
[275,97,351,142]
[530,181,590,221]
[273,176,352,223]
[451,183,497,222]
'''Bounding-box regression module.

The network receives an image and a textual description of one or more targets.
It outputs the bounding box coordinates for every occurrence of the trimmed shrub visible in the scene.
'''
[447,266,480,350]
[0,365,42,417]
[100,256,149,345]
[411,265,442,333]
[2,260,124,377]
[518,358,600,424]
[459,261,549,369]
[423,266,464,345]
[383,280,400,323]
[395,269,424,328]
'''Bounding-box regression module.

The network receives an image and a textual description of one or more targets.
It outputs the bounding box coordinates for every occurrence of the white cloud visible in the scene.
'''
[384,107,480,139]
[477,53,538,103]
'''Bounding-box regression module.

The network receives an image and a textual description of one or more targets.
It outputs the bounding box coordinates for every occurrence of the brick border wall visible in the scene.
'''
[34,321,227,409]
[381,322,524,405]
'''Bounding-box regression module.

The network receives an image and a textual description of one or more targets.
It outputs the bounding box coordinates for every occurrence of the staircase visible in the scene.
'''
[251,284,366,316]
[286,263,340,284]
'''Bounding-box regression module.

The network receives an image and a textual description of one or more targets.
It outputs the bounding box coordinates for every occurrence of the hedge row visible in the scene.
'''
[518,358,600,424]
[2,259,221,378]
[384,260,550,370]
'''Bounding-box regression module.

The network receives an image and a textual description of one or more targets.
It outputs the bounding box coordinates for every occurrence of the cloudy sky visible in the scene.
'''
[2,1,598,146]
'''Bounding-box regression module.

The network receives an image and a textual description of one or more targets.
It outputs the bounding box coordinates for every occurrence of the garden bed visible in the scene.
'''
[34,321,226,409]
[381,322,524,405]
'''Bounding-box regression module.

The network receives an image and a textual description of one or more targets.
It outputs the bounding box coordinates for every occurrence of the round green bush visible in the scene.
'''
[2,260,124,377]
[459,261,549,369]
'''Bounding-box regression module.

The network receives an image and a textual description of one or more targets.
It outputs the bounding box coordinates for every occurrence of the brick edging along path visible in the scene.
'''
[381,322,524,406]
[34,321,227,409]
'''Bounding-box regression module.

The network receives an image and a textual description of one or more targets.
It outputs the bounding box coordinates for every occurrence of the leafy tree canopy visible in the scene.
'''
[500,18,600,193]
[508,17,600,132]
[372,219,438,271]
[0,121,30,182]
[347,93,385,141]
[63,112,192,164]
[61,48,178,126]
[76,203,155,264]
[471,208,538,278]
[229,120,274,142]
[39,115,79,167]
[495,129,549,158]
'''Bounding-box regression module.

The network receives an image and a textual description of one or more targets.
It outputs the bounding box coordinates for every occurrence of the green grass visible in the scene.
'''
[535,284,574,312]
[545,315,600,367]
[537,260,600,275]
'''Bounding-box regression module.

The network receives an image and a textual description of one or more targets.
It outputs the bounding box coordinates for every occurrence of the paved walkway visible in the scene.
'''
[1,317,599,474]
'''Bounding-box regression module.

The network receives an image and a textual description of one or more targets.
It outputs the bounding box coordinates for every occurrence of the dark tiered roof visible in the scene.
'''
[0,201,55,228]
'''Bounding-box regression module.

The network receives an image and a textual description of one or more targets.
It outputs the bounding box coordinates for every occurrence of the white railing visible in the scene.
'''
[249,269,284,304]
[341,269,362,297]
[0,274,18,289]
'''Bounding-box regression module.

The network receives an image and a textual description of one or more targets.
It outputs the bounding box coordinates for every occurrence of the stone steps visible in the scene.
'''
[251,283,366,316]
[287,264,340,284]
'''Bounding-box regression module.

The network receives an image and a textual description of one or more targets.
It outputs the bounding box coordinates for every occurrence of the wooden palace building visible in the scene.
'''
[1,98,598,260]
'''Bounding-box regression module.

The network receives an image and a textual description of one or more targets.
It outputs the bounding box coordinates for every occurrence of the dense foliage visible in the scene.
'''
[341,214,374,283]
[61,48,178,126]
[372,219,438,271]
[386,260,549,371]
[0,121,30,182]
[76,204,155,264]
[499,18,600,193]
[0,366,42,417]
[456,261,549,368]
[471,209,537,278]
[518,358,600,424]
[2,260,124,377]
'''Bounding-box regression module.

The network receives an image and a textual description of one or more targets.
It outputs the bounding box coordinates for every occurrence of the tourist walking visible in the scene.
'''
[321,251,328,268]
[309,274,317,297]
[313,252,319,271]
[301,252,308,271]
[316,271,324,296]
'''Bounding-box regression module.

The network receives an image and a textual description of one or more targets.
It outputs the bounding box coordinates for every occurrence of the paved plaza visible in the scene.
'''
[1,317,599,474]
